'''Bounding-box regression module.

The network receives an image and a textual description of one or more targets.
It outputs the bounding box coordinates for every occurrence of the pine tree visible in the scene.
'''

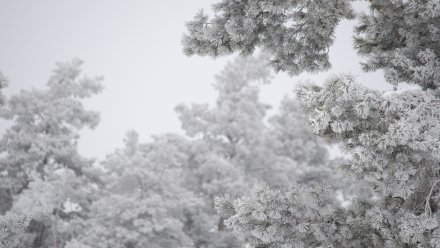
[184,0,440,247]
[0,72,30,247]
[0,60,103,248]
[64,55,340,248]
[182,0,354,75]
[176,54,352,247]
[0,212,30,247]
[176,55,335,189]
[67,132,201,248]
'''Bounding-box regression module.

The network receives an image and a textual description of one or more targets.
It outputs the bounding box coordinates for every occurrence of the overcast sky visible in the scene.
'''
[0,1,387,160]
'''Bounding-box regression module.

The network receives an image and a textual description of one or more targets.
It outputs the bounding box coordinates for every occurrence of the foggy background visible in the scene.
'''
[0,0,386,160]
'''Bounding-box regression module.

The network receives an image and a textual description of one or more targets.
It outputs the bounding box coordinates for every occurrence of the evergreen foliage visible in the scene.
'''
[0,53,339,247]
[182,0,354,75]
[68,132,200,248]
[175,55,353,247]
[0,74,30,247]
[354,0,440,89]
[185,0,440,247]
[0,59,103,248]
[0,213,30,247]
[65,55,340,248]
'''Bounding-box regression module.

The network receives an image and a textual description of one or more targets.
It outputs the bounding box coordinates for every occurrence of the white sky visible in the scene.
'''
[0,1,388,161]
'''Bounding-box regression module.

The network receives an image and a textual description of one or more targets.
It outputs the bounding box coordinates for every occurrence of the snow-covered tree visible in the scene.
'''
[185,0,440,247]
[266,97,351,194]
[176,55,334,189]
[0,212,30,247]
[176,54,351,247]
[0,73,30,247]
[0,59,103,248]
[178,138,247,248]
[354,0,440,90]
[182,0,354,75]
[68,132,201,248]
[176,55,272,184]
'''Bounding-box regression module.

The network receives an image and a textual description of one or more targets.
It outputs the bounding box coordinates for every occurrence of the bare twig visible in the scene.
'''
[425,179,440,216]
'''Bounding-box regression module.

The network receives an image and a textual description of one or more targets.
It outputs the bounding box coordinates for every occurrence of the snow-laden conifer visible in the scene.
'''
[0,60,103,247]
[0,212,30,247]
[182,0,354,75]
[185,0,440,247]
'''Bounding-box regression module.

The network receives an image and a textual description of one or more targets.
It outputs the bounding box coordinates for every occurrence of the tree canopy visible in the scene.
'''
[0,60,102,248]
[184,0,440,247]
[0,55,344,247]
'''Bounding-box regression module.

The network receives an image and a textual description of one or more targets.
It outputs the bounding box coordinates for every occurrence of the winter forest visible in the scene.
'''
[1,0,440,247]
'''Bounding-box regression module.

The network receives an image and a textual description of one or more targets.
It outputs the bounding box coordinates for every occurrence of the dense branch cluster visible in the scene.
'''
[354,0,440,89]
[0,57,348,247]
[182,0,354,75]
[297,75,440,200]
[0,60,103,247]
[183,0,440,247]
[2,0,439,247]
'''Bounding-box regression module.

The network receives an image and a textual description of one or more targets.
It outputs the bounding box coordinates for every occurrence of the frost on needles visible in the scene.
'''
[182,0,354,75]
[185,0,440,247]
